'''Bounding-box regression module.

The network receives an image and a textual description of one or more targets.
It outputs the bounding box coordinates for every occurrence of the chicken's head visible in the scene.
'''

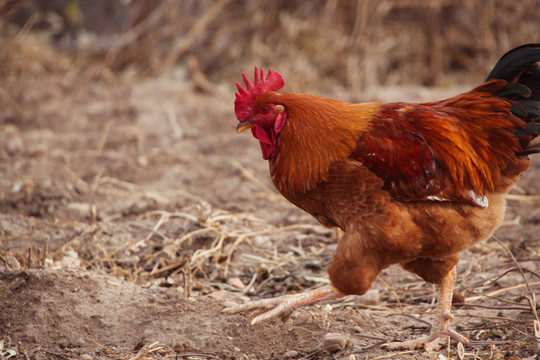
[234,67,286,160]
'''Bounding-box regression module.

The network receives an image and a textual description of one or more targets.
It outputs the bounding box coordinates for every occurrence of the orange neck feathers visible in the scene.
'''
[265,93,381,195]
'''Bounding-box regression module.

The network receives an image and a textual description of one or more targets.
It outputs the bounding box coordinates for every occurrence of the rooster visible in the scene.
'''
[224,44,540,351]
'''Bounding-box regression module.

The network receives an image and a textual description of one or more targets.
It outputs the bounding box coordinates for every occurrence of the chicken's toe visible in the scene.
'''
[223,285,344,324]
[384,328,468,352]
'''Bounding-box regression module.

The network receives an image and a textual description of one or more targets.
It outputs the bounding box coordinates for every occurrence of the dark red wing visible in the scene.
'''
[352,88,529,208]
[351,104,446,202]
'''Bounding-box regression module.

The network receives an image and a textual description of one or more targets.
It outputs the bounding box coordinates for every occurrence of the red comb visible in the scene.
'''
[234,67,285,121]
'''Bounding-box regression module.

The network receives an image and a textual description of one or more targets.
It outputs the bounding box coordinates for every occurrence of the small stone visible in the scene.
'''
[27,143,46,157]
[5,136,25,154]
[252,235,273,249]
[293,311,313,323]
[60,250,81,269]
[2,124,25,155]
[207,289,227,299]
[283,350,299,358]
[353,289,379,305]
[452,292,465,306]
[222,300,239,309]
[137,155,148,167]
[323,333,350,352]
[227,277,246,290]
[66,202,91,218]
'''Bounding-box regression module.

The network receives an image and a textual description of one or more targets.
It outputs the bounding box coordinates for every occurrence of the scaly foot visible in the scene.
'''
[385,266,468,351]
[223,284,344,324]
[384,324,468,352]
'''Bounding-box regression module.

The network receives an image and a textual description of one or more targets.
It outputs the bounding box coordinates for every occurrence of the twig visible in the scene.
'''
[157,0,230,73]
[127,221,168,241]
[145,212,171,241]
[242,272,258,294]
[384,313,432,328]
[96,120,114,154]
[493,236,535,295]
[166,106,183,139]
[0,85,24,119]
[455,303,531,311]
[77,0,172,86]
[40,349,70,360]
[140,210,198,224]
[176,227,219,248]
[454,313,529,323]
[504,194,540,206]
[230,159,283,201]
[188,55,219,95]
[85,337,121,357]
[511,326,540,342]
[370,351,416,359]
[176,353,223,360]
[183,266,192,298]
[150,260,185,277]
[128,341,174,360]
[377,277,404,310]
[223,224,323,277]
[42,236,48,266]
[352,333,387,342]
[465,281,540,302]
[189,232,228,268]
[459,266,532,294]
[492,235,539,353]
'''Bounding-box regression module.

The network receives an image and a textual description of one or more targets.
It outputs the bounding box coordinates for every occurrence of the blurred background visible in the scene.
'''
[1,3,540,357]
[1,0,540,98]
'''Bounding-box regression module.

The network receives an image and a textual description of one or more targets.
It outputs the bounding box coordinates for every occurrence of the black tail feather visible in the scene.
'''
[487,44,540,83]
[488,44,540,156]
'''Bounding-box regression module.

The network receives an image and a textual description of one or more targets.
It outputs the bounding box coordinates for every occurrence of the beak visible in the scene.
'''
[236,121,253,133]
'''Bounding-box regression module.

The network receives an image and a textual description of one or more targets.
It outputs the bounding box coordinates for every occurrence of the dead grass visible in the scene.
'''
[2,0,540,96]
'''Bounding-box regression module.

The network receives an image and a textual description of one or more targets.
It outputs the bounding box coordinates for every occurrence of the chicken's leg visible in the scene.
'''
[385,265,468,351]
[223,284,345,324]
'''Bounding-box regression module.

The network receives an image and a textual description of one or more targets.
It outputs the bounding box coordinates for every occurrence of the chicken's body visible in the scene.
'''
[226,44,540,350]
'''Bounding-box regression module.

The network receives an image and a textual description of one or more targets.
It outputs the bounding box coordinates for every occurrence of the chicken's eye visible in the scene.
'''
[261,106,269,113]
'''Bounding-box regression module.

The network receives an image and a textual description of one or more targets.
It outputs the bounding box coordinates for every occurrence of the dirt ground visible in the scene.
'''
[1,53,540,360]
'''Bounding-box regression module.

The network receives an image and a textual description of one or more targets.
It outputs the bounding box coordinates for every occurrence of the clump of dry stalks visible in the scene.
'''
[18,200,335,304]
[2,0,540,95]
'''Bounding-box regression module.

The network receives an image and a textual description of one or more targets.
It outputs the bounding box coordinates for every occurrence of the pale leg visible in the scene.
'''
[385,266,468,351]
[223,284,345,324]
